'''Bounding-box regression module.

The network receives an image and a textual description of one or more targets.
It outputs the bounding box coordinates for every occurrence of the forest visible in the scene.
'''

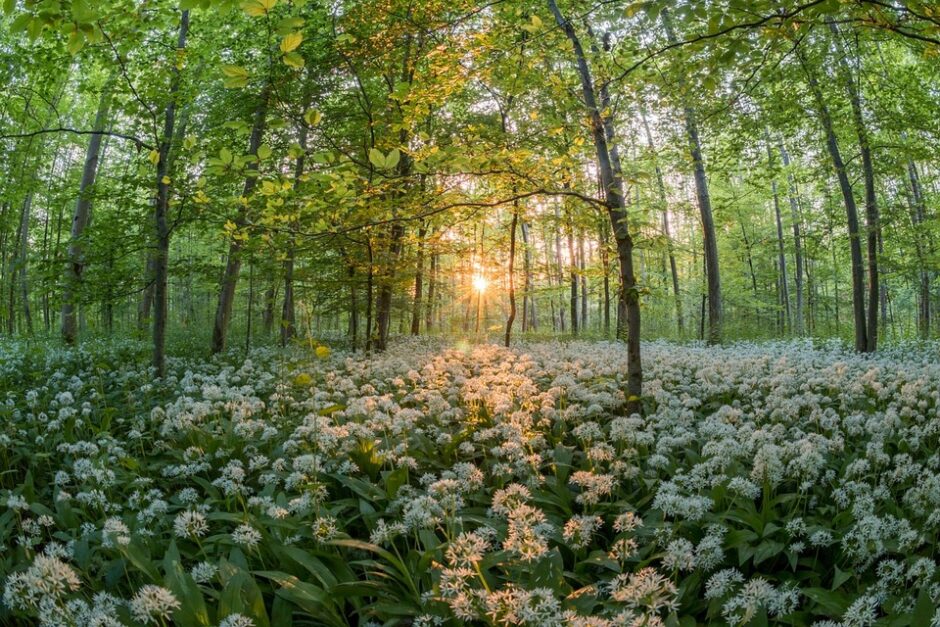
[2,0,940,625]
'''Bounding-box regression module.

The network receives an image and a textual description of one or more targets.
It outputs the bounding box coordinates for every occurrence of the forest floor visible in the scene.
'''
[1,337,939,625]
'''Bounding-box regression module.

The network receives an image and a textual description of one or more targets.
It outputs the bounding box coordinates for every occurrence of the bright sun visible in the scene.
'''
[472,275,489,293]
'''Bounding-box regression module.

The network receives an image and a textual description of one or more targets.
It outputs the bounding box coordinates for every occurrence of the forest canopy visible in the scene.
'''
[2,0,940,378]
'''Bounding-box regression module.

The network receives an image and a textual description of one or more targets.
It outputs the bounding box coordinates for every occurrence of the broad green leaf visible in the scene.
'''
[368,148,386,169]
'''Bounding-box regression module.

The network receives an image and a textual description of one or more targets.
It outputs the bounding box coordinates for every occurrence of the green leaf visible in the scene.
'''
[71,0,96,22]
[304,109,322,126]
[219,148,233,165]
[385,148,401,170]
[282,51,305,68]
[257,144,272,160]
[368,148,386,169]
[163,542,211,626]
[67,31,84,55]
[912,587,934,626]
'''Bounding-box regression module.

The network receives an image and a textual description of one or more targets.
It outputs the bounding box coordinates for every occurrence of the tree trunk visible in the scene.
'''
[662,9,721,344]
[211,83,269,354]
[152,10,190,375]
[411,225,426,335]
[907,158,931,338]
[641,107,683,335]
[281,109,310,347]
[566,209,578,335]
[425,250,436,333]
[766,133,790,333]
[62,76,115,345]
[579,228,587,330]
[800,51,867,352]
[505,209,518,346]
[549,0,641,411]
[520,219,536,331]
[829,22,879,351]
[779,141,805,335]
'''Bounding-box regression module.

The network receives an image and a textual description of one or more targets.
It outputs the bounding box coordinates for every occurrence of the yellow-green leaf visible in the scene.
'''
[304,109,322,126]
[280,32,302,53]
[282,51,304,68]
[368,148,385,169]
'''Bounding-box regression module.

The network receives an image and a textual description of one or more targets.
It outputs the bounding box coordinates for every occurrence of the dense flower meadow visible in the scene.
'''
[2,337,940,626]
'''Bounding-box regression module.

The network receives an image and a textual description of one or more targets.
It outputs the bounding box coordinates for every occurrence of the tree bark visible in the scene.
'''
[566,208,578,335]
[152,9,190,375]
[779,141,805,335]
[411,225,426,335]
[549,0,641,411]
[829,22,879,351]
[425,249,436,333]
[641,107,683,335]
[766,133,790,333]
[281,106,310,347]
[62,76,115,345]
[662,8,721,344]
[211,83,269,354]
[505,209,518,346]
[800,51,868,352]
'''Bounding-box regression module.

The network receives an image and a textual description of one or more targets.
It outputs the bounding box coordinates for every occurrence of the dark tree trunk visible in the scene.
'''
[662,9,721,344]
[152,10,190,375]
[505,209,518,346]
[411,225,426,335]
[549,0,641,411]
[830,22,879,351]
[800,51,868,352]
[425,250,436,333]
[567,209,578,335]
[211,83,269,354]
[281,109,310,347]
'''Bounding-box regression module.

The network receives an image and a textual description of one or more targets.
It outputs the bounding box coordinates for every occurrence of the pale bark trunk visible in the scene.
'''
[62,76,114,345]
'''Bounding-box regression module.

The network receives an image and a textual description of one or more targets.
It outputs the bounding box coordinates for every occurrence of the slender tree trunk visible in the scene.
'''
[425,250,436,332]
[505,209,518,346]
[829,21,879,351]
[281,107,310,347]
[907,158,931,338]
[549,0,641,411]
[579,228,587,330]
[365,237,374,351]
[566,209,578,335]
[800,51,867,352]
[211,83,269,354]
[552,204,566,332]
[152,10,190,374]
[766,134,790,333]
[779,141,805,335]
[62,76,115,345]
[348,262,359,348]
[662,9,721,344]
[641,107,683,335]
[520,219,535,332]
[411,225,426,335]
